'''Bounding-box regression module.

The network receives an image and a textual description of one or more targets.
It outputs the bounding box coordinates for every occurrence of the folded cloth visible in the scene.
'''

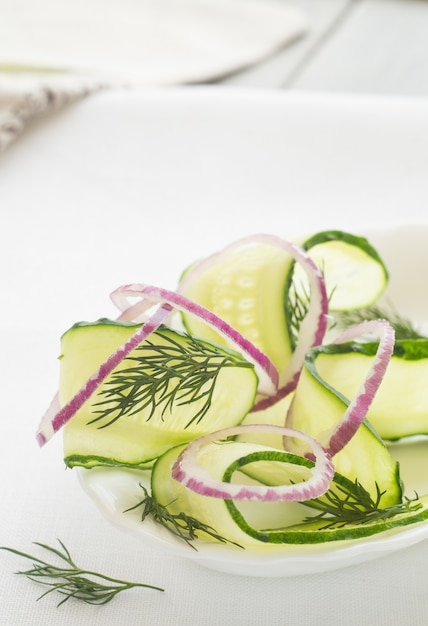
[0,0,307,151]
[0,74,106,152]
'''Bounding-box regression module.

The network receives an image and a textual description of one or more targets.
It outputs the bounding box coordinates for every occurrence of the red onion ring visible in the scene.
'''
[35,304,172,447]
[177,234,329,409]
[110,283,279,396]
[171,424,334,502]
[288,319,394,458]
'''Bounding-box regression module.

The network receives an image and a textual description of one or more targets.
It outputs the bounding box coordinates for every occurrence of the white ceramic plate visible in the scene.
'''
[78,224,428,577]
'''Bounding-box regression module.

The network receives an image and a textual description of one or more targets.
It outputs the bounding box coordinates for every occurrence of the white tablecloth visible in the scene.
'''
[0,0,306,151]
[1,88,428,626]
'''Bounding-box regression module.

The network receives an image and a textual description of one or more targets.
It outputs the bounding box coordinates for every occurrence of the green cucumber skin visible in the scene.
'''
[65,317,141,331]
[224,497,428,545]
[223,451,426,545]
[65,455,154,470]
[301,230,388,280]
[317,338,428,361]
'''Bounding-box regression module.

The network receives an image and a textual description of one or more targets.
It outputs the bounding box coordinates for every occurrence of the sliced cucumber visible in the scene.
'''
[238,394,294,449]
[151,443,263,548]
[178,230,388,369]
[313,339,428,440]
[151,442,427,547]
[60,319,258,469]
[179,239,294,372]
[152,441,319,548]
[287,344,402,507]
[224,451,428,545]
[292,230,388,311]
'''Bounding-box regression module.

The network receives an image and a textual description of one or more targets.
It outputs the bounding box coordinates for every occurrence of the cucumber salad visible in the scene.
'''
[36,230,428,549]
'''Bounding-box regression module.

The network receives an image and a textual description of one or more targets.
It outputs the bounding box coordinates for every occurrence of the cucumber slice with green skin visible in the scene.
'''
[287,344,402,507]
[286,230,389,348]
[178,230,388,371]
[151,442,427,547]
[292,230,388,311]
[60,319,258,469]
[224,451,428,545]
[152,442,321,548]
[151,443,265,548]
[313,339,428,441]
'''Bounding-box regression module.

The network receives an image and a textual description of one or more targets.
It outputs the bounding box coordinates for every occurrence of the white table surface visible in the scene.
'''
[2,2,428,625]
[224,0,428,95]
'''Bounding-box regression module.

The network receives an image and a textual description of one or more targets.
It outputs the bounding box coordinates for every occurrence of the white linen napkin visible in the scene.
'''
[0,0,306,151]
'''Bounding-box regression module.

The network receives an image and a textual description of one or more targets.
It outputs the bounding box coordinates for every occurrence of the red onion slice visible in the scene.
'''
[35,304,172,447]
[36,282,278,447]
[110,283,279,396]
[319,319,395,456]
[178,234,328,410]
[171,424,334,502]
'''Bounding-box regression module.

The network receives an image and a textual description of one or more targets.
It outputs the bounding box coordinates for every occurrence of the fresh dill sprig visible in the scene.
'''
[125,485,243,551]
[0,539,163,606]
[286,277,311,346]
[333,304,425,340]
[89,330,252,429]
[303,480,422,530]
[286,262,334,346]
